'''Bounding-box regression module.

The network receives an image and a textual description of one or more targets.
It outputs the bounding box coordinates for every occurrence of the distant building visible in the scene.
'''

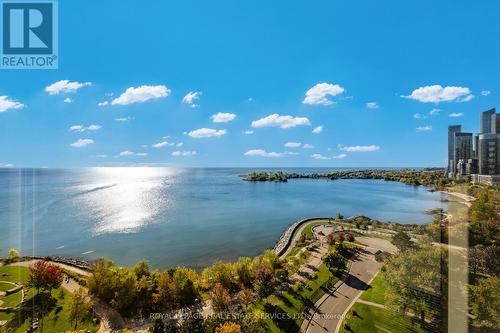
[480,108,496,133]
[447,125,462,177]
[477,133,500,175]
[448,108,500,184]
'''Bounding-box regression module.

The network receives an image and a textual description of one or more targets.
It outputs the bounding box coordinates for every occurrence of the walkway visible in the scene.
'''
[301,244,388,333]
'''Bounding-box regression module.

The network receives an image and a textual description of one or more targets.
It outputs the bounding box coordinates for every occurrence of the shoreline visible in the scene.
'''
[439,190,475,207]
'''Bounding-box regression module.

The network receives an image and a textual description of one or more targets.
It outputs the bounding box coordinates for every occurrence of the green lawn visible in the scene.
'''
[7,288,99,333]
[260,264,339,333]
[0,265,98,333]
[0,282,15,292]
[339,303,426,333]
[359,273,388,305]
[0,266,31,284]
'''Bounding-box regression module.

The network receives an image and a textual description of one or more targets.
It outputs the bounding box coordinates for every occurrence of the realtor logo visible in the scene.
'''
[1,0,58,69]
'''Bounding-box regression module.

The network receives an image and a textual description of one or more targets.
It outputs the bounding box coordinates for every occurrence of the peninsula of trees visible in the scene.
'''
[244,168,450,187]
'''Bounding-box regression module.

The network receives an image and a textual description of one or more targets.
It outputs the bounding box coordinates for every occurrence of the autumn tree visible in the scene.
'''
[29,260,63,295]
[215,322,242,333]
[8,248,20,261]
[210,283,232,313]
[254,264,275,297]
[153,271,175,311]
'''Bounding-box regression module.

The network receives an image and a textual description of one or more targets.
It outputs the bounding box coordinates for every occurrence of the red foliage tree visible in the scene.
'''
[326,233,335,245]
[336,232,345,244]
[29,260,63,294]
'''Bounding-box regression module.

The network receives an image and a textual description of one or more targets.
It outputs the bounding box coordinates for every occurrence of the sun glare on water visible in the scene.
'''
[74,167,179,234]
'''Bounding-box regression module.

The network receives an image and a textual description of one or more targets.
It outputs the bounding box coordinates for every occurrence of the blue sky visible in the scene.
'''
[1,0,499,168]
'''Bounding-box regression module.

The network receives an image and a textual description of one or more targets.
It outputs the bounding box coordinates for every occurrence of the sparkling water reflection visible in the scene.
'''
[0,167,449,269]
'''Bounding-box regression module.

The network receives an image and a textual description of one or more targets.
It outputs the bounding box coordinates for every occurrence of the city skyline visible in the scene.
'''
[1,0,500,168]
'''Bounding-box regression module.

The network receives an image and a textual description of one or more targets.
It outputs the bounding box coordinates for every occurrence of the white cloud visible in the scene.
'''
[115,117,132,122]
[339,145,380,152]
[119,150,135,156]
[243,130,254,135]
[0,163,14,168]
[244,149,286,158]
[119,150,148,157]
[111,85,171,105]
[96,154,107,158]
[303,83,345,106]
[251,114,311,129]
[69,124,101,132]
[402,85,473,103]
[284,142,301,148]
[64,97,73,103]
[311,154,331,160]
[366,102,379,109]
[303,144,314,149]
[449,112,464,117]
[152,141,169,148]
[45,80,92,95]
[481,90,491,96]
[188,128,227,138]
[172,150,197,157]
[176,142,184,147]
[416,125,433,132]
[413,113,426,119]
[312,125,323,134]
[69,125,84,132]
[429,108,441,116]
[98,101,109,107]
[70,139,94,148]
[0,96,24,113]
[211,112,237,123]
[333,153,347,159]
[182,91,202,108]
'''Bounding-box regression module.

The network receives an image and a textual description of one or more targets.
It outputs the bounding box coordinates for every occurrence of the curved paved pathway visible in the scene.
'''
[299,224,396,333]
[301,246,382,333]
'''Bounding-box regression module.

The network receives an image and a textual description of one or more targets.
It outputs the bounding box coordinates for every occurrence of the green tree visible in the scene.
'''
[149,319,165,333]
[383,246,447,328]
[391,231,414,252]
[69,288,92,330]
[202,261,235,291]
[234,257,254,287]
[469,190,497,223]
[172,268,199,307]
[323,250,347,273]
[178,310,205,333]
[470,276,500,329]
[133,260,151,279]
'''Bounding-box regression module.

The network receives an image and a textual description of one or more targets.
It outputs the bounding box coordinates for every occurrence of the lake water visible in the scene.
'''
[0,167,448,269]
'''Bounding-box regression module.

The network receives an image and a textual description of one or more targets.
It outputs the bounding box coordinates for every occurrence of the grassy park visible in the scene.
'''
[0,264,98,333]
